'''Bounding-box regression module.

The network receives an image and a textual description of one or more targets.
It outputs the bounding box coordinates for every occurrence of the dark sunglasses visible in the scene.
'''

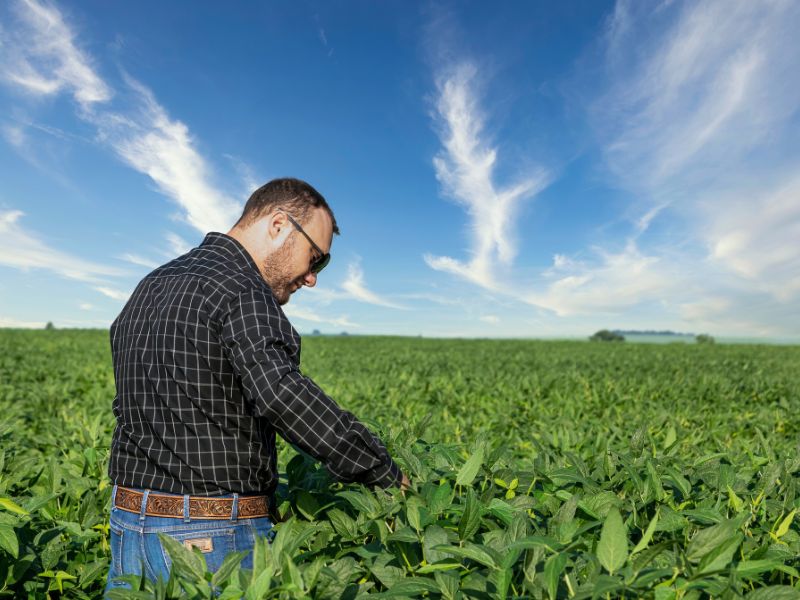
[285,214,331,274]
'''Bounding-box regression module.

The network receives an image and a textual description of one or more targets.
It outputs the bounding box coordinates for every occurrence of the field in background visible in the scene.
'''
[0,330,798,598]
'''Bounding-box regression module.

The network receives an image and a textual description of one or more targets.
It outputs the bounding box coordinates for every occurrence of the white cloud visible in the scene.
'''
[96,75,241,233]
[479,315,499,324]
[425,63,550,289]
[79,302,94,310]
[528,241,678,317]
[2,0,112,108]
[118,253,160,270]
[2,123,26,148]
[705,174,800,302]
[282,303,359,329]
[94,286,130,301]
[556,0,800,333]
[1,0,241,235]
[341,262,406,309]
[0,209,126,282]
[0,316,46,328]
[164,232,193,256]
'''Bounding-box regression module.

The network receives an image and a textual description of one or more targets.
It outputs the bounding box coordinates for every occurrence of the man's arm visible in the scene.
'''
[220,287,404,488]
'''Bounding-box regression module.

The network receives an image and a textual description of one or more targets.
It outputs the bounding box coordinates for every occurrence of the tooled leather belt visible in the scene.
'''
[114,486,271,520]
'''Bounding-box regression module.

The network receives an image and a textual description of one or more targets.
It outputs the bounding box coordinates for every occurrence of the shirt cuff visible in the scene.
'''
[362,457,403,489]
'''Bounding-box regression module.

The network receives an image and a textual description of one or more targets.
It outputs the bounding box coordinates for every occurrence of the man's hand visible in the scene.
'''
[400,473,411,492]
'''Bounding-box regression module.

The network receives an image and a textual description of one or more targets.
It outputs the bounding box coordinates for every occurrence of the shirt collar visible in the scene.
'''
[201,232,261,276]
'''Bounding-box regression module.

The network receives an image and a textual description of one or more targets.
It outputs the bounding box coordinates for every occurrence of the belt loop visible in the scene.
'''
[111,484,118,508]
[183,494,191,523]
[139,490,150,524]
[230,493,239,522]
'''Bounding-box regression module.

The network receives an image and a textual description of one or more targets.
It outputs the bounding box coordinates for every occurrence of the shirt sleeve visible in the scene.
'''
[220,287,403,489]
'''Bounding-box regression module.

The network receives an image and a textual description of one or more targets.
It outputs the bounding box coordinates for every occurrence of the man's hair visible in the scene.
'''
[235,178,340,234]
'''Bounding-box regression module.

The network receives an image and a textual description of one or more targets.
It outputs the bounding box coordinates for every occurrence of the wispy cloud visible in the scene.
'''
[282,303,359,329]
[598,0,800,193]
[425,63,550,289]
[96,75,241,233]
[0,209,126,283]
[0,316,45,328]
[529,241,678,317]
[164,232,193,257]
[1,0,242,235]
[341,261,406,309]
[544,0,800,333]
[118,253,159,269]
[94,286,130,301]
[1,0,112,108]
[705,173,800,302]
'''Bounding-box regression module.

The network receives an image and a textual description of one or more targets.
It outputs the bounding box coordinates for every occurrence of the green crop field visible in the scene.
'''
[0,329,798,599]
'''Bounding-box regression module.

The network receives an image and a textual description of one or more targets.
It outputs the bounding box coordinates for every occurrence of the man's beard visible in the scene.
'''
[262,236,300,305]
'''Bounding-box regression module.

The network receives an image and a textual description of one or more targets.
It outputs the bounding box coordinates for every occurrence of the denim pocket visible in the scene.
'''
[106,520,126,589]
[153,526,238,576]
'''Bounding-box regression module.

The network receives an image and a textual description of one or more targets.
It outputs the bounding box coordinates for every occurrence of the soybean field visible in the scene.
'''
[0,329,798,599]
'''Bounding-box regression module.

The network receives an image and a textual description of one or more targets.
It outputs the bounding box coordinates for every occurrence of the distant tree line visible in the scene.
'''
[589,329,625,342]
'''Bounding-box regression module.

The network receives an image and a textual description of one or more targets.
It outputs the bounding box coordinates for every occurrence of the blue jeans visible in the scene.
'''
[105,486,275,594]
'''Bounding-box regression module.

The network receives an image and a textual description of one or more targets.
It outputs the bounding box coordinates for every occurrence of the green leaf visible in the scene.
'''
[428,482,452,515]
[371,579,440,597]
[597,507,628,575]
[338,490,380,517]
[211,550,248,587]
[416,562,462,573]
[696,532,742,574]
[631,509,659,555]
[406,496,423,532]
[370,554,405,588]
[456,447,484,487]
[422,524,449,564]
[543,552,566,600]
[327,508,359,540]
[0,524,18,558]
[774,508,797,538]
[487,498,514,526]
[387,526,418,543]
[437,543,498,569]
[245,569,272,600]
[458,489,482,541]
[663,425,677,449]
[736,559,787,578]
[592,574,624,598]
[507,535,561,553]
[489,567,512,598]
[745,586,800,600]
[294,490,320,520]
[0,497,29,516]
[157,533,206,582]
[435,572,459,600]
[686,520,736,562]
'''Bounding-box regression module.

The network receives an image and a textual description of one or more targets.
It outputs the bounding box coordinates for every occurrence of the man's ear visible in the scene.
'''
[265,211,291,245]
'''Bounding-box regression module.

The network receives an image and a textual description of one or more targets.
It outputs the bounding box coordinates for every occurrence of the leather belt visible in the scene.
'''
[114,486,271,520]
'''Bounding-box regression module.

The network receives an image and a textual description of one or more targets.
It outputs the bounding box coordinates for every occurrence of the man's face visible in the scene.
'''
[263,208,333,305]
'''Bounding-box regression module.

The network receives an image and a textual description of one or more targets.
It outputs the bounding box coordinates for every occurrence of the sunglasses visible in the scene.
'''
[285,213,331,274]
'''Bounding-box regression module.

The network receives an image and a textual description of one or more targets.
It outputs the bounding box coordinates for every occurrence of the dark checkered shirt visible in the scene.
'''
[108,232,402,496]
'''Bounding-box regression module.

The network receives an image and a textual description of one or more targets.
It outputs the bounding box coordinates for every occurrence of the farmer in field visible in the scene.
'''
[105,178,408,590]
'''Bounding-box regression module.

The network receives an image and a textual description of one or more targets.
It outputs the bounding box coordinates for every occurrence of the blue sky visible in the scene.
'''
[1,0,799,339]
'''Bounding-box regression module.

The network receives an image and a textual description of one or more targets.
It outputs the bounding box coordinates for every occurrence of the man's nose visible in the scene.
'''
[302,271,318,287]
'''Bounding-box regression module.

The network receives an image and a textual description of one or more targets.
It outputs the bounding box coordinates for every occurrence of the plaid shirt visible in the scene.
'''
[108,232,402,496]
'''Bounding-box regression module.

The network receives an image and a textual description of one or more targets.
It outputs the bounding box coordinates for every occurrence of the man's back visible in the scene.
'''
[110,232,285,496]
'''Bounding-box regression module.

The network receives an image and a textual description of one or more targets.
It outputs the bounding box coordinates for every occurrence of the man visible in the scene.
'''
[106,178,408,590]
